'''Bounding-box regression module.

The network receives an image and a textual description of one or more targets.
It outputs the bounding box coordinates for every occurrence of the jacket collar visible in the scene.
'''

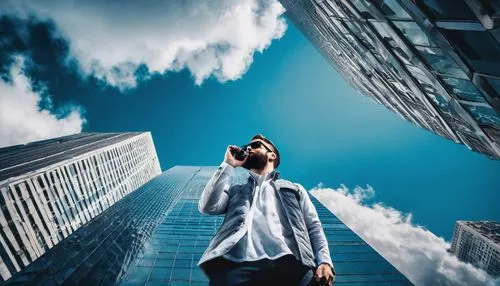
[270,170,281,180]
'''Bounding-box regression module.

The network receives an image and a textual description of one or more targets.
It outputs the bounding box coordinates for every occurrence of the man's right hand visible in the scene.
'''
[224,145,248,167]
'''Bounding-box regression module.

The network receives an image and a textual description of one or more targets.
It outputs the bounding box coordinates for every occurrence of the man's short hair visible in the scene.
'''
[251,134,280,168]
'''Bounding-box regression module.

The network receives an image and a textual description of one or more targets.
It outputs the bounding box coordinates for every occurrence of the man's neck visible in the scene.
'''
[250,165,274,176]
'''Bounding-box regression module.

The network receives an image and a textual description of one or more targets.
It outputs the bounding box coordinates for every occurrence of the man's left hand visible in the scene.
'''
[315,263,335,285]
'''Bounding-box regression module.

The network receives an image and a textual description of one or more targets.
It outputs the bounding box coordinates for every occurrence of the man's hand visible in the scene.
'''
[315,263,335,285]
[224,145,248,167]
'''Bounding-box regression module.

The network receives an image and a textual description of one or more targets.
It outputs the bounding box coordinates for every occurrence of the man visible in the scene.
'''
[198,134,335,285]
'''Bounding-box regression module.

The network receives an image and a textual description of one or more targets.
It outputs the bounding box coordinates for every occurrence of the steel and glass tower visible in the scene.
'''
[5,166,412,285]
[279,0,500,159]
[450,221,500,277]
[0,132,161,281]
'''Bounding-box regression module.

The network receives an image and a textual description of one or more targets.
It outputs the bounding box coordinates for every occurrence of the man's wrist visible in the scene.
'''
[319,262,335,274]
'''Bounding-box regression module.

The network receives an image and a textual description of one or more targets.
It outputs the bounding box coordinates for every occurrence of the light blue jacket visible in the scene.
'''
[197,163,334,275]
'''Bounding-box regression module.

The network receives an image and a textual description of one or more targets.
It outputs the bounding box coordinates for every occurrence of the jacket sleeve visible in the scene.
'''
[297,183,335,273]
[198,161,234,215]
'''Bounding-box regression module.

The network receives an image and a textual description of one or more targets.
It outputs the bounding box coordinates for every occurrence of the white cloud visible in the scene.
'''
[0,0,287,90]
[309,185,498,286]
[0,56,85,147]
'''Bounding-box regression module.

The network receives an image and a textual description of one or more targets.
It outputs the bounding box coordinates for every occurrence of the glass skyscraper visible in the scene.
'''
[0,132,161,281]
[450,221,500,277]
[5,166,412,285]
[279,0,500,159]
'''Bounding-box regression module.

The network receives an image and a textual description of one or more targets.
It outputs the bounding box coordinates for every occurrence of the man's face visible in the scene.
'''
[242,139,274,170]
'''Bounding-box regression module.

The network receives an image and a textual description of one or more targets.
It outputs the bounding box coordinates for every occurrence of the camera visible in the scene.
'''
[230,147,248,161]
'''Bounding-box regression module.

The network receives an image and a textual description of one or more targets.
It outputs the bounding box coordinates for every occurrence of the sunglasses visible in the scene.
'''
[242,141,273,153]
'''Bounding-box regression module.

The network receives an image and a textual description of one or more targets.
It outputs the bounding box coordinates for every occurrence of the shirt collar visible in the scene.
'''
[247,169,280,184]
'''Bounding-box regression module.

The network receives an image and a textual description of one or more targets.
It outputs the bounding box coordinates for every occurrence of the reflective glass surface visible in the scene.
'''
[417,0,476,20]
[370,22,413,65]
[6,166,412,285]
[485,77,500,99]
[415,47,468,79]
[4,167,198,285]
[488,0,500,18]
[440,76,487,103]
[345,20,379,51]
[462,103,500,126]
[350,0,374,19]
[405,65,450,109]
[441,29,500,77]
[371,0,411,19]
[320,0,353,18]
[279,0,500,158]
[392,21,437,47]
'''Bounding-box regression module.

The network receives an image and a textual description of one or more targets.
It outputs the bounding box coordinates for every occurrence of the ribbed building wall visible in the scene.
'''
[450,221,500,277]
[0,132,161,281]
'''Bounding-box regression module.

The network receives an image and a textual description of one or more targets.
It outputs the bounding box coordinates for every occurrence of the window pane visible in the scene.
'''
[333,252,386,261]
[318,2,336,17]
[334,261,399,274]
[485,77,500,99]
[406,65,433,85]
[393,21,437,47]
[404,65,449,108]
[322,0,352,18]
[170,267,191,280]
[440,76,487,103]
[371,0,411,19]
[351,21,380,50]
[150,267,172,281]
[350,0,375,19]
[462,103,500,125]
[415,47,468,79]
[441,29,500,77]
[371,21,413,65]
[417,0,476,20]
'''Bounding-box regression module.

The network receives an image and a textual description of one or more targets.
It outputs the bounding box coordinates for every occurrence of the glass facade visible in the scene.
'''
[279,0,500,159]
[0,132,161,282]
[6,166,412,285]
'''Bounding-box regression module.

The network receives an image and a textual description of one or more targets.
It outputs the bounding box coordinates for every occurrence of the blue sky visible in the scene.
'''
[0,1,499,283]
[72,20,498,241]
[1,6,498,240]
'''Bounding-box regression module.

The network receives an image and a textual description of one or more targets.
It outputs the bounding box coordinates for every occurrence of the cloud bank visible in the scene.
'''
[310,185,498,286]
[0,0,287,90]
[0,56,84,147]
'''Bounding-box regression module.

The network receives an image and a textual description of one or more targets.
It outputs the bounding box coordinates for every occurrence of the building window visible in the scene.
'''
[320,0,353,19]
[484,77,500,99]
[371,21,413,65]
[440,76,487,103]
[441,29,500,77]
[371,0,411,19]
[416,0,477,20]
[472,1,500,28]
[461,102,500,125]
[415,47,468,79]
[350,0,375,19]
[392,21,437,47]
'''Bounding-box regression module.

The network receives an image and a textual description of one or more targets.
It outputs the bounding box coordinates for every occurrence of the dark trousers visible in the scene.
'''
[205,254,315,286]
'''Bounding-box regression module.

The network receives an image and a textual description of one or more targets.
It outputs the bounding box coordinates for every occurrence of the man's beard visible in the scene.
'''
[242,152,268,170]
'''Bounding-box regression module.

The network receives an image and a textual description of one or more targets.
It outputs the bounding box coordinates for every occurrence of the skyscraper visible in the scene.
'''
[0,132,161,281]
[279,0,500,159]
[450,221,500,277]
[5,166,412,285]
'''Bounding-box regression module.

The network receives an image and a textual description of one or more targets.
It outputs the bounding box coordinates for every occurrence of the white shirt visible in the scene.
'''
[198,161,334,271]
[222,169,297,262]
